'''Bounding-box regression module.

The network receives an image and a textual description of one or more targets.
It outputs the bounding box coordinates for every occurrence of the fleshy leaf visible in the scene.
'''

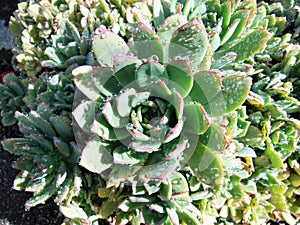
[189,70,221,105]
[116,88,136,117]
[135,60,168,88]
[166,59,193,98]
[114,56,141,87]
[73,66,100,101]
[188,143,224,185]
[169,19,209,71]
[92,67,122,97]
[91,114,129,141]
[113,146,148,165]
[203,76,252,117]
[198,123,228,151]
[214,29,270,62]
[132,22,164,62]
[157,14,187,61]
[79,137,113,173]
[72,101,95,131]
[183,103,211,135]
[92,28,129,67]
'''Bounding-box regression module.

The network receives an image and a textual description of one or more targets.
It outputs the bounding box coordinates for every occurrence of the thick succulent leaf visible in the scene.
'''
[102,96,128,128]
[114,56,141,87]
[98,200,119,219]
[132,22,164,62]
[188,143,223,185]
[189,70,221,105]
[170,90,184,120]
[79,137,113,174]
[169,19,209,71]
[92,28,129,67]
[72,66,100,101]
[131,92,151,108]
[72,101,95,131]
[148,80,172,100]
[107,164,142,187]
[203,76,252,117]
[220,18,241,45]
[226,10,250,43]
[60,204,88,220]
[169,172,189,194]
[166,206,180,225]
[198,123,229,151]
[92,67,122,97]
[138,158,179,182]
[166,59,193,98]
[214,29,270,62]
[116,88,136,117]
[183,103,211,135]
[164,119,184,143]
[152,0,165,27]
[129,140,161,153]
[113,146,148,165]
[177,209,201,225]
[91,114,129,141]
[158,14,188,61]
[135,60,168,88]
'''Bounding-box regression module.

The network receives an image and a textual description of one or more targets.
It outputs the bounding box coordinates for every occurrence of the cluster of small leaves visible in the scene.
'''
[9,0,140,77]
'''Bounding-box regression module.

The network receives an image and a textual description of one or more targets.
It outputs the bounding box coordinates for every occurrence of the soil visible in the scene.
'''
[0,1,63,224]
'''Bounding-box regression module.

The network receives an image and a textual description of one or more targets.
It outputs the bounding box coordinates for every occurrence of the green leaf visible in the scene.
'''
[113,145,148,165]
[60,204,88,220]
[73,66,100,101]
[189,70,221,105]
[177,209,201,225]
[265,138,284,170]
[72,101,95,131]
[92,66,122,97]
[158,14,187,61]
[132,22,164,62]
[98,200,119,219]
[169,172,189,194]
[135,60,167,88]
[91,114,129,141]
[79,137,113,173]
[166,59,193,98]
[102,96,128,128]
[92,29,129,67]
[214,29,270,62]
[114,55,141,87]
[183,103,211,134]
[116,88,136,117]
[203,76,252,117]
[188,143,223,185]
[169,19,209,71]
[199,123,228,151]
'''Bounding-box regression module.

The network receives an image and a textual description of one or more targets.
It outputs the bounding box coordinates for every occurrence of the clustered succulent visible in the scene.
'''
[0,0,300,225]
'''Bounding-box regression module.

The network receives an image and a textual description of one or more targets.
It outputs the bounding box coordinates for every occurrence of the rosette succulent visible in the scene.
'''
[73,14,253,189]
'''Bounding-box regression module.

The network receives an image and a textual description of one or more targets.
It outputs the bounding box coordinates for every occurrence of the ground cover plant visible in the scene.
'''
[1,0,300,224]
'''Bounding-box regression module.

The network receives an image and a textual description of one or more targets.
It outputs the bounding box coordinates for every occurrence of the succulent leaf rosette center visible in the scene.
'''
[72,14,252,186]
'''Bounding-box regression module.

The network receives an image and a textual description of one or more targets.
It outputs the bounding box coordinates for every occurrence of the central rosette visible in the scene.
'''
[99,78,184,153]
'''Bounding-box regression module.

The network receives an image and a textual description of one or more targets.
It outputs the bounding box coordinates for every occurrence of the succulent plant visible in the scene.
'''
[0,73,27,126]
[72,14,255,188]
[9,0,136,77]
[1,105,81,209]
